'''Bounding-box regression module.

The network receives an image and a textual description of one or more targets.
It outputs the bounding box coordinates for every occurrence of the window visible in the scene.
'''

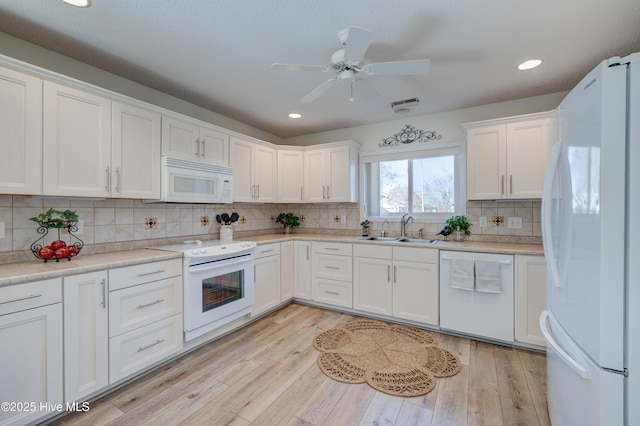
[361,143,465,221]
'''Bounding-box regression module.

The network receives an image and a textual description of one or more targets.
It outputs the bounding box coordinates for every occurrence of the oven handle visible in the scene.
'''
[187,256,252,274]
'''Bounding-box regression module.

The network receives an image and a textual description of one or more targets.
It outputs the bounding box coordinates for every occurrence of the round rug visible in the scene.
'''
[313,319,461,397]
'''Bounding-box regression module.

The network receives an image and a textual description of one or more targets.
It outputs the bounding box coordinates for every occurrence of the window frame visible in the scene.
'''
[359,141,466,223]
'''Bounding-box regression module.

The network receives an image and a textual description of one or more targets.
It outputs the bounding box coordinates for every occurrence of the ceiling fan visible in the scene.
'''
[271,26,430,103]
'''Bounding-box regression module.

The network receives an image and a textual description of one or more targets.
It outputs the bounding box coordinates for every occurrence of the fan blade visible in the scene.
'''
[342,27,375,63]
[363,59,430,76]
[300,78,339,103]
[271,63,330,72]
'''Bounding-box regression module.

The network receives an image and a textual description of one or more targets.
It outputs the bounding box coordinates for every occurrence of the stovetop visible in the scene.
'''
[149,239,256,261]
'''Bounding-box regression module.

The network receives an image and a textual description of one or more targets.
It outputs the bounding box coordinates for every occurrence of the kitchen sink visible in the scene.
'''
[361,236,438,245]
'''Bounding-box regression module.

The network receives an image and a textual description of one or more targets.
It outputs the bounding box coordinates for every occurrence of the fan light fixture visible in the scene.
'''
[62,0,92,7]
[517,58,543,71]
[288,113,302,119]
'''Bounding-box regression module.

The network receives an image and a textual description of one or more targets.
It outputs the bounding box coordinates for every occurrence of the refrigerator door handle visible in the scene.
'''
[541,142,562,288]
[539,310,589,379]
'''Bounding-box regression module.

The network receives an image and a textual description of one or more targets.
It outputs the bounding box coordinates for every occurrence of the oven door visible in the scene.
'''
[184,254,254,340]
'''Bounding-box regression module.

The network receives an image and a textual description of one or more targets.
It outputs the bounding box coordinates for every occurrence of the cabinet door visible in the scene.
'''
[0,304,63,426]
[161,115,199,161]
[515,255,547,347]
[280,241,294,301]
[112,101,161,199]
[254,144,277,202]
[230,136,254,201]
[0,67,42,195]
[293,241,312,300]
[304,148,327,202]
[252,254,281,316]
[199,126,229,166]
[506,119,550,199]
[393,260,439,325]
[327,145,353,201]
[466,124,506,200]
[353,257,393,316]
[43,82,111,197]
[277,150,304,202]
[63,271,109,402]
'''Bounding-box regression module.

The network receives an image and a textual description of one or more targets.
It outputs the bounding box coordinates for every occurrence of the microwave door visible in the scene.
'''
[167,169,219,202]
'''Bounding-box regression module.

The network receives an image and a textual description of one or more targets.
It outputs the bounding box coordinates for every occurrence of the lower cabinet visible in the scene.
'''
[515,254,547,348]
[280,241,294,302]
[0,279,63,426]
[293,241,312,300]
[252,243,281,316]
[311,242,353,308]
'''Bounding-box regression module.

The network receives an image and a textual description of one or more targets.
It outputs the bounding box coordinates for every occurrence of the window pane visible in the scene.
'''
[380,159,408,214]
[411,156,455,213]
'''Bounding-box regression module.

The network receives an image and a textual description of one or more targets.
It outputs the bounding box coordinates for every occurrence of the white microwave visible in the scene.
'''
[153,157,233,204]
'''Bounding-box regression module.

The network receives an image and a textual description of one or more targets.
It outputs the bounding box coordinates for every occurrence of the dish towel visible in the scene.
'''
[475,260,502,293]
[450,257,475,291]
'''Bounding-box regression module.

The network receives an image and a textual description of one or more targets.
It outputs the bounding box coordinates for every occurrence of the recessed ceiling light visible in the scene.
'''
[62,0,92,7]
[288,113,302,119]
[394,107,411,114]
[517,58,543,71]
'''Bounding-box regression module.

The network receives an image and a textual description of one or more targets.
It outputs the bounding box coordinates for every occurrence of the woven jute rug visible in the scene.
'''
[313,319,461,397]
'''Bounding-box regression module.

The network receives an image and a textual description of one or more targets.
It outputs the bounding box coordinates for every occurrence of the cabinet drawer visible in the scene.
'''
[312,241,352,256]
[353,244,392,259]
[0,278,62,316]
[109,276,183,337]
[314,278,353,308]
[109,314,183,383]
[254,243,281,259]
[314,254,352,282]
[109,259,182,291]
[394,246,438,263]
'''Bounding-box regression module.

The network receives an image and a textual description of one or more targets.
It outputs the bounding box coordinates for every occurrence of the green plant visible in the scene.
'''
[445,215,472,236]
[275,212,300,227]
[29,209,79,229]
[360,220,371,229]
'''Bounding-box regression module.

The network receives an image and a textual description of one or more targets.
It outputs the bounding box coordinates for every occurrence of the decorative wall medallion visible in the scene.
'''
[380,125,442,147]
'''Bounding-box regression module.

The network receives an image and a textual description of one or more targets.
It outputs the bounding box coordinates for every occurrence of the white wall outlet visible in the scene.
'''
[0,222,4,238]
[479,216,488,227]
[507,217,522,229]
[340,215,347,224]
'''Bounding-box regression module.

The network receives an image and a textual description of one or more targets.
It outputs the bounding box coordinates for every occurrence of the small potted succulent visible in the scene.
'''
[445,215,472,241]
[275,212,300,234]
[360,219,371,237]
[29,209,83,262]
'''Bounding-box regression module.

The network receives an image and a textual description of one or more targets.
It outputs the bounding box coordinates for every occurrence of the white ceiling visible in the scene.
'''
[1,0,639,139]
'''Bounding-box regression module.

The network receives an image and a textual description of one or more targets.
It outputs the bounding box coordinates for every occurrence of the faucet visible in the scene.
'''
[400,214,413,238]
[418,228,424,239]
[381,219,389,237]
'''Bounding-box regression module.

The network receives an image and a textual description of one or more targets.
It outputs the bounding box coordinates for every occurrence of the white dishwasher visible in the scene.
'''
[439,251,514,343]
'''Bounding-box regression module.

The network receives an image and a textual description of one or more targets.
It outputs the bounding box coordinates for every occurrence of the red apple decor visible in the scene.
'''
[29,209,84,262]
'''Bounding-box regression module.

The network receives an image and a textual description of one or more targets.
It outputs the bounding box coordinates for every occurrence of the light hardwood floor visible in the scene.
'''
[47,303,550,426]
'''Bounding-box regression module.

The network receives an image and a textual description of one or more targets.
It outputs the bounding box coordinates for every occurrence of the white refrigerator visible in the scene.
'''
[540,52,639,425]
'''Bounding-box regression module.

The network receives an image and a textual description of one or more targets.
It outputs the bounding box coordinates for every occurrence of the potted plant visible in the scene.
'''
[275,212,300,234]
[29,209,83,262]
[445,215,472,241]
[360,219,371,237]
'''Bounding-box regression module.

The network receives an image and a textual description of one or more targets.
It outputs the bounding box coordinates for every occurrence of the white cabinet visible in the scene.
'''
[111,101,161,199]
[0,66,42,195]
[277,149,304,202]
[312,242,353,308]
[304,141,359,202]
[161,114,229,166]
[43,81,111,197]
[252,243,281,316]
[465,112,551,200]
[293,241,312,300]
[353,245,439,325]
[63,271,109,403]
[231,136,277,202]
[0,279,63,426]
[280,241,294,302]
[515,255,547,348]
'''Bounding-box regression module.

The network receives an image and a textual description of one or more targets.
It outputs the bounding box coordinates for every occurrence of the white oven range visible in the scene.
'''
[150,240,256,341]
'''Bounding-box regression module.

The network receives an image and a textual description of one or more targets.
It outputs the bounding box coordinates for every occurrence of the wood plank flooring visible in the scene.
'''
[46,303,550,426]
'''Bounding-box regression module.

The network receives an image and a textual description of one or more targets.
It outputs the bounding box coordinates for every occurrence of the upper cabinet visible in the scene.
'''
[465,112,552,200]
[230,136,277,202]
[161,115,229,166]
[304,141,359,202]
[0,66,42,195]
[277,149,304,202]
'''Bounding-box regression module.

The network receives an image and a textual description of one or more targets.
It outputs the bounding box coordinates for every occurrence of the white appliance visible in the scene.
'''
[151,157,233,203]
[150,240,256,341]
[540,52,639,425]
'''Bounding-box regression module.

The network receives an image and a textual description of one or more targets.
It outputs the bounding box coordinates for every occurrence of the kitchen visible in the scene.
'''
[0,1,639,425]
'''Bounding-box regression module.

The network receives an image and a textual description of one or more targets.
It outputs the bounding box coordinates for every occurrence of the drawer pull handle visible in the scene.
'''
[137,339,165,352]
[260,249,275,254]
[137,269,166,277]
[324,248,340,251]
[324,290,340,295]
[0,294,42,305]
[137,299,165,309]
[324,266,340,270]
